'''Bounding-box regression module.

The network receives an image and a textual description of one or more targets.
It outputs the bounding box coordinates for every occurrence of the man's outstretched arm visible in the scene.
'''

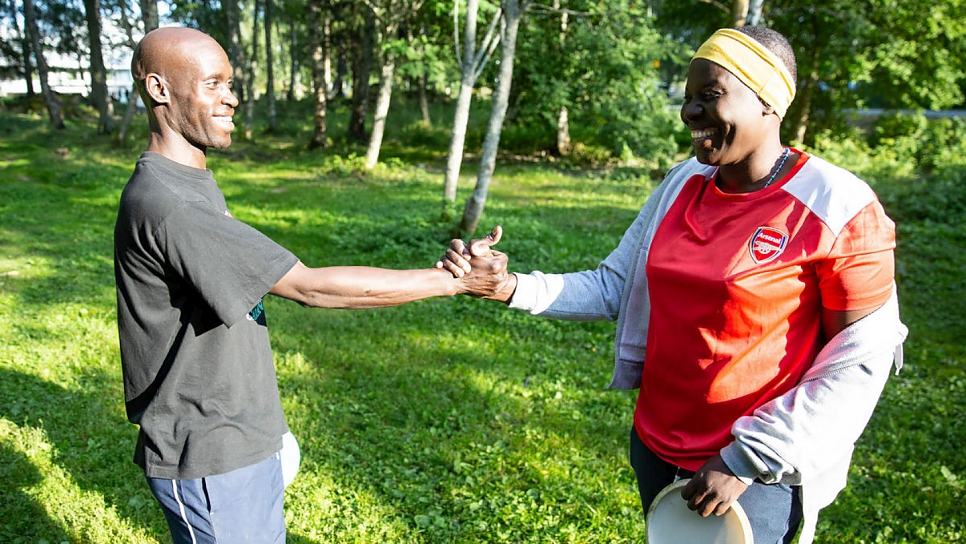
[272,234,510,308]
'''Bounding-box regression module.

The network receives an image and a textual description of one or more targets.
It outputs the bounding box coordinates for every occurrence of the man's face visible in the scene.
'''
[166,41,238,151]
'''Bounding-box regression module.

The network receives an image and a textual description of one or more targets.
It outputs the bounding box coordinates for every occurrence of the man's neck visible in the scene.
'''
[146,132,208,170]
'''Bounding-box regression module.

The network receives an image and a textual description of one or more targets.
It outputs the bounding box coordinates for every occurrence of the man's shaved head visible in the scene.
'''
[131,27,222,104]
[130,27,238,164]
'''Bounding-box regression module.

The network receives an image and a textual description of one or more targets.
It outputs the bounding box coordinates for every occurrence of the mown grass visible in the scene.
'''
[0,106,964,543]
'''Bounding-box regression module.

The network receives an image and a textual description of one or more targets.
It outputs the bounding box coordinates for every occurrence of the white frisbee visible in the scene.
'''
[646,479,753,544]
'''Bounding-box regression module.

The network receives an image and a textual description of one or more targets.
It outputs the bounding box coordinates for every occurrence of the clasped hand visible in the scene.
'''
[436,226,511,300]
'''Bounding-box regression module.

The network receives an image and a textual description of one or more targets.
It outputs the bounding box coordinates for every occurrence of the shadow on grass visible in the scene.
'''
[0,441,71,542]
[0,367,166,541]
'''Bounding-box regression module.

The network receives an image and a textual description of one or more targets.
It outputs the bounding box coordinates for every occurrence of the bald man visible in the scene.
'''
[114,27,509,543]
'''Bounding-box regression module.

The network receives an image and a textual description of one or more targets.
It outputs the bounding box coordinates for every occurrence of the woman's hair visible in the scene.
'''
[734,26,797,86]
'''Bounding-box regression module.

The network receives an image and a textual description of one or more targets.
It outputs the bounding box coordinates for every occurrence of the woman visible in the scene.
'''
[442,25,907,544]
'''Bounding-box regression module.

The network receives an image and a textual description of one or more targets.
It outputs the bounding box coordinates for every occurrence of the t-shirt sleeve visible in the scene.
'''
[815,200,896,312]
[159,202,299,327]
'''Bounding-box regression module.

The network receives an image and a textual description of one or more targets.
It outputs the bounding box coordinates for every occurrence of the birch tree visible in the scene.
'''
[362,0,425,169]
[459,0,528,236]
[441,0,502,215]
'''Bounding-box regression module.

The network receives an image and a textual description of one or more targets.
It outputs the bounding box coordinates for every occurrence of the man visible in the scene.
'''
[114,27,508,544]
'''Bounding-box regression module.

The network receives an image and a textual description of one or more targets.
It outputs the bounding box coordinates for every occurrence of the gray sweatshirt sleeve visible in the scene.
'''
[720,292,907,487]
[506,208,648,321]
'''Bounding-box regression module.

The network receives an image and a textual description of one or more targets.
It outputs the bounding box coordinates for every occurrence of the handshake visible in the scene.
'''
[435,226,517,302]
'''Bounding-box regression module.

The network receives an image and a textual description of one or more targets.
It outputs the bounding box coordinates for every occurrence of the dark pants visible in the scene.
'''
[630,427,802,544]
[146,452,286,544]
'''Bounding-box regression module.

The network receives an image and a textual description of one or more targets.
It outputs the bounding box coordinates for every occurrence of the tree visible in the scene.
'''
[22,0,64,128]
[224,0,251,139]
[441,0,502,215]
[244,0,260,140]
[4,0,36,97]
[83,0,114,133]
[114,0,159,146]
[348,6,375,142]
[512,0,676,160]
[362,0,426,169]
[264,0,277,131]
[458,0,527,236]
[306,0,328,148]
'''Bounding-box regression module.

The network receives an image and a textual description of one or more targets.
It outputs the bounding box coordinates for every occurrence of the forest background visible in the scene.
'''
[1,0,965,542]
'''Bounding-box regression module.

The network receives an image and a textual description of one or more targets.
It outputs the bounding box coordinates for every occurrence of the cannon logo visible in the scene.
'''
[749,227,788,264]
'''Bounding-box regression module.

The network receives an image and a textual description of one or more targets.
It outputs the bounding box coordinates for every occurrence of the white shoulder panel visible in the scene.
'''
[782,155,876,237]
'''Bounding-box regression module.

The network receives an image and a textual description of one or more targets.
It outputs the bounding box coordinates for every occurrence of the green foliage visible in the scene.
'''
[869,113,966,173]
[508,0,680,163]
[1,103,965,544]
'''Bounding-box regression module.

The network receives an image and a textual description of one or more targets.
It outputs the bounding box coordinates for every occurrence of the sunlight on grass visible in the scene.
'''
[0,420,157,543]
[1,109,963,542]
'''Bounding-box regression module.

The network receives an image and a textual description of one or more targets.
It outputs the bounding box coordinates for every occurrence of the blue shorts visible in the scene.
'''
[146,452,286,544]
[630,427,803,544]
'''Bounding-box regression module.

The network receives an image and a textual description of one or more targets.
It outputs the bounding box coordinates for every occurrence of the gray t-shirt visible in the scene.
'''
[114,152,299,480]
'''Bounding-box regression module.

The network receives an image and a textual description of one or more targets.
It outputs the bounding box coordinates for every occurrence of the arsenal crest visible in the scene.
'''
[749,226,788,264]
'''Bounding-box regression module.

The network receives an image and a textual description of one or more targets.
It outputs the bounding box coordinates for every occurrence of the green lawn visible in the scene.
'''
[1,110,963,543]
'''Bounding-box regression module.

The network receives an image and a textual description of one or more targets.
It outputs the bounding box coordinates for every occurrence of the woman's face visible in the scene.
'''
[680,58,772,167]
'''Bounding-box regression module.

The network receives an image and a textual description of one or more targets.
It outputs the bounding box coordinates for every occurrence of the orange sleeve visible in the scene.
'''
[816,200,896,312]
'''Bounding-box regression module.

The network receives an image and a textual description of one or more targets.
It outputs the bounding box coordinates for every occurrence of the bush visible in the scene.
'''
[867,112,966,173]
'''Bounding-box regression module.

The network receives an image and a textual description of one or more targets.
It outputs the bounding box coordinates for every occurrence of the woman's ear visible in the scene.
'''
[760,97,776,117]
[144,73,169,105]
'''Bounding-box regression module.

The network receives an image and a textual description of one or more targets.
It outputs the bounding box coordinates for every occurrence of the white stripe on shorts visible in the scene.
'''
[171,479,198,544]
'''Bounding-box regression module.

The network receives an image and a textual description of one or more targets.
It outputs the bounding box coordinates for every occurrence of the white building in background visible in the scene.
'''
[0,11,140,100]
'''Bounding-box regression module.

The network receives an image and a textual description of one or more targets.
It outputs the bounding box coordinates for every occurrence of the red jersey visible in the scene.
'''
[634,152,895,470]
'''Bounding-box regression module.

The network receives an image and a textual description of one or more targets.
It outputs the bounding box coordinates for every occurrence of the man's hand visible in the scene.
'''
[437,226,516,301]
[681,454,749,517]
[436,226,503,278]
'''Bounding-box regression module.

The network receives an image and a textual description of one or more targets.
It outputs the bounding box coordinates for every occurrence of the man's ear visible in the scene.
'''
[144,73,170,105]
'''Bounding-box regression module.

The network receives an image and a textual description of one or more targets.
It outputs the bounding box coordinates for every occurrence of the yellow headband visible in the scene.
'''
[693,29,796,119]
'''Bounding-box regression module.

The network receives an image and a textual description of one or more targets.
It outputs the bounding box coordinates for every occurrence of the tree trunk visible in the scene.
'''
[418,71,431,126]
[22,0,64,129]
[265,0,277,131]
[747,0,764,26]
[459,0,523,236]
[225,0,251,139]
[731,0,750,26]
[328,55,346,101]
[287,22,298,101]
[416,24,431,126]
[789,67,818,147]
[364,52,395,168]
[556,106,571,156]
[554,2,570,156]
[114,0,157,146]
[141,0,158,30]
[323,11,332,102]
[84,0,114,134]
[245,0,259,141]
[9,0,35,97]
[442,0,482,210]
[349,10,375,142]
[307,0,328,149]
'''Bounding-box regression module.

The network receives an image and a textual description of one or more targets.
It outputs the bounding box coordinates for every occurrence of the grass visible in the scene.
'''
[0,106,964,543]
